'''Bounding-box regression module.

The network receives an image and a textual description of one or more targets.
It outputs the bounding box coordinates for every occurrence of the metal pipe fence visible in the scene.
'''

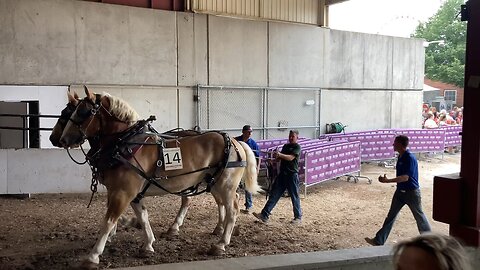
[0,113,59,148]
[195,85,322,139]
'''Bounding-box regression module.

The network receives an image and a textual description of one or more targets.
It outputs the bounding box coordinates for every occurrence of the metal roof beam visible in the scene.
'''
[326,0,350,6]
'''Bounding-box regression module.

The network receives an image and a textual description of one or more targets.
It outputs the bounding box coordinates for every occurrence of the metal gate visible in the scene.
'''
[195,85,321,139]
[0,111,57,149]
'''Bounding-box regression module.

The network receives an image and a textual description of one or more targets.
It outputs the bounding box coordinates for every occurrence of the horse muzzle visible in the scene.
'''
[60,133,86,148]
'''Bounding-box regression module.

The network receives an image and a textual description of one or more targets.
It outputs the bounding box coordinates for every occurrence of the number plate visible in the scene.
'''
[163,147,183,171]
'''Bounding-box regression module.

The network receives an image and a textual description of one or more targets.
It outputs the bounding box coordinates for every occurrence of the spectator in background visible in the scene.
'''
[430,107,439,124]
[438,114,447,127]
[424,112,438,129]
[422,104,430,122]
[235,125,260,214]
[456,111,463,125]
[443,110,455,125]
[392,233,472,270]
[449,110,457,121]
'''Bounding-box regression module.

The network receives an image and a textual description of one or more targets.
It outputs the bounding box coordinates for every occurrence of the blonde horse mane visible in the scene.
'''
[102,92,140,124]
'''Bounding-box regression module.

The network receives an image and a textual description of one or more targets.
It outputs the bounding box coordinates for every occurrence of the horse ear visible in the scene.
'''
[83,85,95,101]
[67,90,76,103]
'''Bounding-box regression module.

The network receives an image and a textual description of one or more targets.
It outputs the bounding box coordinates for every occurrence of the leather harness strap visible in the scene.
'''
[119,130,246,203]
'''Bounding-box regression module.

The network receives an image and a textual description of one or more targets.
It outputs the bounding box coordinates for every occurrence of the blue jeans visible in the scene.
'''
[374,189,431,245]
[261,172,302,220]
[244,191,253,209]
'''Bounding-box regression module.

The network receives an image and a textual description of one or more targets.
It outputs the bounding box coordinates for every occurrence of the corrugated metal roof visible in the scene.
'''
[189,0,328,26]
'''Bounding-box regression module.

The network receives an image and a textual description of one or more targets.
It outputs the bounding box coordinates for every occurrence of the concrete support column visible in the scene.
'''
[433,0,480,247]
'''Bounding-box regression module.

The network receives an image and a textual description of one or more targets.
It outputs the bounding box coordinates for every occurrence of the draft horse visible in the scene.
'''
[49,90,217,240]
[59,87,259,268]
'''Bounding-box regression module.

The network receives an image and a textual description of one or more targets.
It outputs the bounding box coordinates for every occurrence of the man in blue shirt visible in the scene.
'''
[235,125,260,214]
[365,135,431,246]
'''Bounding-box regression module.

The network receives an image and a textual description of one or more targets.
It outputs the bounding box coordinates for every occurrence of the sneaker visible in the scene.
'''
[364,237,381,246]
[240,208,253,214]
[290,218,302,225]
[253,212,268,223]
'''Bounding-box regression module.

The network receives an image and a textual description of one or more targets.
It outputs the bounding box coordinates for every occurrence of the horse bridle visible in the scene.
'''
[59,102,78,126]
[66,94,104,145]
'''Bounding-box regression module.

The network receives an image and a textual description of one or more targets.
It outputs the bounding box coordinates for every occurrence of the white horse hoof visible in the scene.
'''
[207,245,225,256]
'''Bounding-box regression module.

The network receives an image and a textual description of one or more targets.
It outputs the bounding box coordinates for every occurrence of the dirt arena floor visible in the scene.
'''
[0,153,460,270]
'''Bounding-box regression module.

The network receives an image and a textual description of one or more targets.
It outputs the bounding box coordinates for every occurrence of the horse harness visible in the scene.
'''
[83,120,247,205]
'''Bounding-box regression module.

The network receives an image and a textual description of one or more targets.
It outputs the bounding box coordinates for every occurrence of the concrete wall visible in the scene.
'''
[208,16,268,86]
[319,89,423,132]
[269,22,326,87]
[0,148,98,194]
[0,0,177,85]
[0,0,424,144]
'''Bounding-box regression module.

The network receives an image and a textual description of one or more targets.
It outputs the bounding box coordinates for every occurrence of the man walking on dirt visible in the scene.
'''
[253,130,302,224]
[365,135,431,246]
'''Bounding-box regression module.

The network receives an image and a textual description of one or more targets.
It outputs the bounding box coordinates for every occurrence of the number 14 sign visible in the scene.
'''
[163,147,183,171]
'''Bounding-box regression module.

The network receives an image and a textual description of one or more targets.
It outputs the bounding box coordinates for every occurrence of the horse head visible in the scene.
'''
[59,86,139,148]
[49,90,79,147]
[59,86,103,148]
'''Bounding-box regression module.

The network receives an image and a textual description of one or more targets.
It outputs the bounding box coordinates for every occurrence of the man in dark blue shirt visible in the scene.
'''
[235,125,260,213]
[365,135,431,246]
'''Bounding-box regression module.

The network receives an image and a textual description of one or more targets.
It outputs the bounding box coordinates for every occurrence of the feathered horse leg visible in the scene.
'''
[130,200,155,253]
[165,196,192,236]
[80,190,131,268]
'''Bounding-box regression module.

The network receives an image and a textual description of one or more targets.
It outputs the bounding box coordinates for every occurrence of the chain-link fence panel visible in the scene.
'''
[197,86,264,138]
[196,85,320,139]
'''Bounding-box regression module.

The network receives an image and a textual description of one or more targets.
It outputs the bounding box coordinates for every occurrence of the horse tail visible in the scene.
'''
[238,141,260,194]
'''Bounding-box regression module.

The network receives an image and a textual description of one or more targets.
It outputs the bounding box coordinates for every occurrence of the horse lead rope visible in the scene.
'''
[66,144,89,165]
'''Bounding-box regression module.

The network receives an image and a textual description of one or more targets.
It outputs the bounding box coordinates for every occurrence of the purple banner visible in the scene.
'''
[393,128,446,153]
[442,125,462,147]
[328,132,396,161]
[303,141,361,186]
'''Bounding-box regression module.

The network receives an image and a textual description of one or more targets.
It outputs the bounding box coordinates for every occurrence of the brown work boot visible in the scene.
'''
[253,212,268,223]
[364,237,381,246]
[240,208,253,214]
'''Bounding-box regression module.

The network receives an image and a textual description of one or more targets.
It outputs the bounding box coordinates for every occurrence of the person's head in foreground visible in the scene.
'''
[392,233,471,270]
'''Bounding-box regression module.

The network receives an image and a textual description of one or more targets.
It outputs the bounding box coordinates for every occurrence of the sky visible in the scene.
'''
[329,0,447,38]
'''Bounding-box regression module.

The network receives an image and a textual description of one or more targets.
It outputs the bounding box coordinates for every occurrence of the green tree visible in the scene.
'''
[412,0,467,87]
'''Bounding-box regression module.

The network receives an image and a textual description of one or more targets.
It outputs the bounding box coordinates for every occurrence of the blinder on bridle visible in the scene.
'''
[60,103,77,121]
[57,102,80,131]
[67,94,103,142]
